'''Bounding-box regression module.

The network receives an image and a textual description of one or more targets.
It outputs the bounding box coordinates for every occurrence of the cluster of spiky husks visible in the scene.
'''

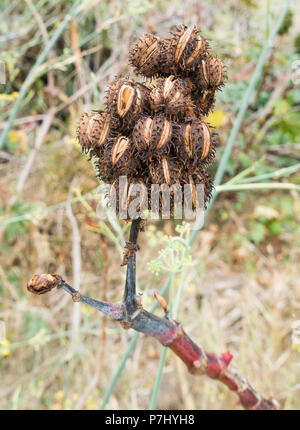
[77,25,226,218]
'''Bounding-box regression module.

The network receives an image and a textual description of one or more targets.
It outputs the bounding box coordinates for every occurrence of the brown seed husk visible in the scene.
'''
[167,25,210,72]
[149,156,181,186]
[149,76,195,117]
[109,178,149,220]
[78,24,225,221]
[106,79,149,126]
[176,119,215,166]
[182,168,213,209]
[133,114,173,156]
[129,34,166,77]
[77,111,112,154]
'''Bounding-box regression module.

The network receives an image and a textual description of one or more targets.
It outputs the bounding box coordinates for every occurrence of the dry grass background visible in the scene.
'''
[0,0,300,410]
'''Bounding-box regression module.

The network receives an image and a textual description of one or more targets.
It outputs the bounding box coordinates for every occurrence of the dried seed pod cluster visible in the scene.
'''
[77,25,226,218]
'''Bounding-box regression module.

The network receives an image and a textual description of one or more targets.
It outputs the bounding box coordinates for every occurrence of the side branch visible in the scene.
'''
[27,272,278,410]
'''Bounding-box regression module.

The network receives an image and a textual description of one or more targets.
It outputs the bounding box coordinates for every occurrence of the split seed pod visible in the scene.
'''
[207,56,226,88]
[129,34,165,77]
[177,120,215,165]
[149,156,181,186]
[77,111,111,154]
[192,54,226,91]
[183,169,213,209]
[149,76,195,117]
[132,115,173,155]
[106,79,149,126]
[167,25,210,72]
[109,178,148,219]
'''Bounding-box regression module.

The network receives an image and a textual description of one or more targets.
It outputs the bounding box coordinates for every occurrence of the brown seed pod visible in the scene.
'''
[129,34,166,77]
[149,76,195,117]
[207,56,226,88]
[106,79,150,127]
[176,119,215,165]
[132,114,173,157]
[109,178,148,220]
[167,25,210,72]
[192,88,216,117]
[192,54,226,91]
[104,135,143,181]
[77,111,112,154]
[182,169,214,209]
[149,156,182,186]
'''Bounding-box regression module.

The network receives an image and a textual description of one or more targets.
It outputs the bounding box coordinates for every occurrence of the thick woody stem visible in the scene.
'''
[123,218,141,317]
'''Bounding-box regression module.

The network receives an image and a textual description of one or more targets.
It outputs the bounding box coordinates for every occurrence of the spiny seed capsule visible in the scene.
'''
[149,76,195,117]
[167,25,210,72]
[129,34,165,77]
[192,88,216,116]
[109,179,148,218]
[132,115,173,154]
[192,54,226,91]
[99,135,136,182]
[106,79,149,123]
[149,157,181,186]
[183,169,213,208]
[77,111,111,153]
[207,56,226,88]
[177,120,214,164]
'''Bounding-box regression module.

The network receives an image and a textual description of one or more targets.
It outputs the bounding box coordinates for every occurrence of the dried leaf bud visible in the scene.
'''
[77,111,112,153]
[129,34,165,77]
[27,274,63,295]
[132,115,173,155]
[106,79,149,124]
[149,76,195,117]
[167,25,210,71]
[149,157,181,186]
[177,120,215,165]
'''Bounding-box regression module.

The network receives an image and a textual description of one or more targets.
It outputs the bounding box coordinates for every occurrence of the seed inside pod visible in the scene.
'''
[163,75,176,99]
[185,37,204,66]
[157,118,172,149]
[208,56,225,87]
[112,136,130,165]
[201,59,209,85]
[175,28,193,64]
[117,84,135,118]
[162,157,171,185]
[184,124,193,158]
[201,122,211,160]
[143,117,153,147]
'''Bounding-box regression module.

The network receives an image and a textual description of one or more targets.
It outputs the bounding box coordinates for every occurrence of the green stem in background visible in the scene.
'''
[149,273,175,410]
[216,182,300,193]
[99,0,293,409]
[0,0,85,149]
[189,0,292,245]
[213,0,291,189]
[238,163,300,184]
[149,347,168,410]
